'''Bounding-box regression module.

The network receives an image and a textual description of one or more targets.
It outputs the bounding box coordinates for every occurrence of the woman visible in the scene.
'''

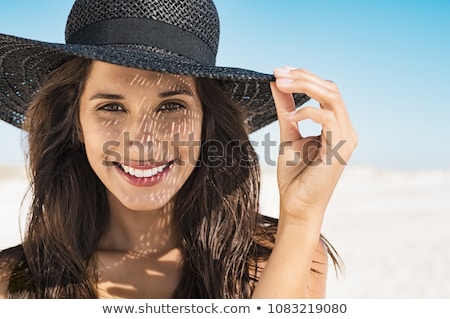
[0,0,357,298]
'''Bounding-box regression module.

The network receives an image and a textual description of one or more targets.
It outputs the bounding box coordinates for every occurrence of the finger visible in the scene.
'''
[274,68,344,112]
[288,106,335,129]
[274,67,336,95]
[270,82,302,143]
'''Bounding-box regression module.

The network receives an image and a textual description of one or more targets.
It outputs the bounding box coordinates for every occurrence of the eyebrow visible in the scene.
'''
[89,89,193,100]
[89,93,124,101]
[158,89,194,98]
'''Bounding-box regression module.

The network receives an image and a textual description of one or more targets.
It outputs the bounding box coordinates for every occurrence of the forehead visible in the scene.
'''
[86,61,196,91]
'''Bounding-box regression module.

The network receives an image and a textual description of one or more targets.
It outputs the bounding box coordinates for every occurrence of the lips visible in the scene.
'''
[114,160,174,186]
[120,162,172,178]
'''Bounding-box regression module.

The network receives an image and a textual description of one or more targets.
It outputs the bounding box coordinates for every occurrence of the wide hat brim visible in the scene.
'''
[0,33,309,133]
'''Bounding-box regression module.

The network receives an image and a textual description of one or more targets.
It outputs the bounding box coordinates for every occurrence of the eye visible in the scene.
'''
[98,103,126,113]
[158,101,186,112]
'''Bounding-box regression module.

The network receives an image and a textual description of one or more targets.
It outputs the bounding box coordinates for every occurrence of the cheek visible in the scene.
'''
[153,110,202,138]
[169,114,203,163]
[81,119,124,164]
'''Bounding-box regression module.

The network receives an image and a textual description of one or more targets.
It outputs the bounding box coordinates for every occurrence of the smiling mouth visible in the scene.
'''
[115,161,174,178]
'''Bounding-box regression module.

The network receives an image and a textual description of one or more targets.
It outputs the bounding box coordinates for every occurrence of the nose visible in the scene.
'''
[122,112,161,161]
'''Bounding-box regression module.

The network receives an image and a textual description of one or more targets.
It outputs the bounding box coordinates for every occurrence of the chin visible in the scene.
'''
[108,188,177,214]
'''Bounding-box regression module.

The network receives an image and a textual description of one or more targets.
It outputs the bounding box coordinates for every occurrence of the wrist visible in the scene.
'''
[277,219,322,246]
[278,206,325,237]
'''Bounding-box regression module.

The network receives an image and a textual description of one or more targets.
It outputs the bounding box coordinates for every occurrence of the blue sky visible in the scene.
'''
[0,0,449,170]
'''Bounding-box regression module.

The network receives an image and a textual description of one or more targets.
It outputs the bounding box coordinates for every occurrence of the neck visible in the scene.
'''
[98,192,179,256]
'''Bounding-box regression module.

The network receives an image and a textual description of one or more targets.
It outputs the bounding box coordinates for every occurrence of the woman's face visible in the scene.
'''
[79,61,203,212]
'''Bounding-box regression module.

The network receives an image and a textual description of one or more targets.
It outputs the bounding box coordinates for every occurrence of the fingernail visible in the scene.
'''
[274,68,288,76]
[277,78,294,85]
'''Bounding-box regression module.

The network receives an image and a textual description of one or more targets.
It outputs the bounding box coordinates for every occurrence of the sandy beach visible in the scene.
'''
[260,166,450,298]
[1,164,449,298]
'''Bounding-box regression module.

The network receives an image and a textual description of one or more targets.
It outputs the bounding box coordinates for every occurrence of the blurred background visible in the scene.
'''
[0,0,449,298]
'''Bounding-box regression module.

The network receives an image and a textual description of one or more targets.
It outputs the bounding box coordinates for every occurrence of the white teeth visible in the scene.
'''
[143,169,152,178]
[120,163,169,178]
[135,169,144,178]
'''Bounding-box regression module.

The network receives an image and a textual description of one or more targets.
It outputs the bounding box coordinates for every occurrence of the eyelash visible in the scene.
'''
[97,101,185,113]
[158,101,186,112]
[98,103,126,113]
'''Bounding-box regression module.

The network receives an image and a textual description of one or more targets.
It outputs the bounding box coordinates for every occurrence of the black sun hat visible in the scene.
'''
[0,0,309,132]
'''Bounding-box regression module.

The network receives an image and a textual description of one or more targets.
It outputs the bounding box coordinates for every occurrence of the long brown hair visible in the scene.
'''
[0,57,340,298]
[3,58,108,297]
[173,77,262,298]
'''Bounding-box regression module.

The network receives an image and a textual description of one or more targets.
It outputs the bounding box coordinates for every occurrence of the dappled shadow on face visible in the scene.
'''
[79,61,203,212]
[77,62,205,298]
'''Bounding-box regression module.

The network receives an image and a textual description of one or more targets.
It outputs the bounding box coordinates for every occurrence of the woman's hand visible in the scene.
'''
[252,68,357,299]
[271,67,358,230]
